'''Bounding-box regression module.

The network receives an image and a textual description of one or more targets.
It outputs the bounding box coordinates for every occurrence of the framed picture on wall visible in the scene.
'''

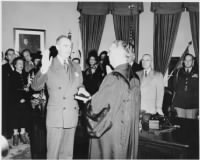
[14,28,45,54]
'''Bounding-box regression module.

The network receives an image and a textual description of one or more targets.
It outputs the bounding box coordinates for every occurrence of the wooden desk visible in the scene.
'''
[138,118,199,159]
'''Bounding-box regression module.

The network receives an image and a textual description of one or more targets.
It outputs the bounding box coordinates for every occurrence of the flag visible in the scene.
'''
[168,41,192,80]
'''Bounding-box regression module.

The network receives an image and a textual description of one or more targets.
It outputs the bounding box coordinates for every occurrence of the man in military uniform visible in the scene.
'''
[172,53,199,119]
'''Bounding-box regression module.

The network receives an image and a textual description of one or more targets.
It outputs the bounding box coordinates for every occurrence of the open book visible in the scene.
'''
[74,93,91,102]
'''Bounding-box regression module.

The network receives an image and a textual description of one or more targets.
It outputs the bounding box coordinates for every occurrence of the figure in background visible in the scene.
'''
[172,53,199,119]
[21,49,34,73]
[31,35,90,159]
[83,50,103,96]
[88,40,141,159]
[98,51,114,78]
[127,43,143,74]
[136,54,164,115]
[10,56,31,146]
[29,52,47,159]
[2,48,16,138]
[30,52,42,74]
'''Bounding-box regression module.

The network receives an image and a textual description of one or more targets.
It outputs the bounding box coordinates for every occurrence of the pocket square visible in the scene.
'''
[192,74,198,78]
[74,72,79,77]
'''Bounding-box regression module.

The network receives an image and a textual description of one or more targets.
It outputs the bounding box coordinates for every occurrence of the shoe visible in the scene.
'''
[13,134,19,146]
[20,133,29,144]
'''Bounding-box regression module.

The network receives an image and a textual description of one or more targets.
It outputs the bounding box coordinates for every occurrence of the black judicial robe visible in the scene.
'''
[88,63,141,159]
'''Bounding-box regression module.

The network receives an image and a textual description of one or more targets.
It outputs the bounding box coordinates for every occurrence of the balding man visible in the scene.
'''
[136,54,164,115]
[31,35,90,159]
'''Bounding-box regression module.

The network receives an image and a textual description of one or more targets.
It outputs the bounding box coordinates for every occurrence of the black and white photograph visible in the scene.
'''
[1,1,199,159]
[14,28,45,54]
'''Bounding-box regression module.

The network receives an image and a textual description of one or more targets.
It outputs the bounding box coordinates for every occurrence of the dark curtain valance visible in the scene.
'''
[110,2,144,15]
[151,2,185,14]
[77,2,144,15]
[77,2,110,15]
[184,2,199,12]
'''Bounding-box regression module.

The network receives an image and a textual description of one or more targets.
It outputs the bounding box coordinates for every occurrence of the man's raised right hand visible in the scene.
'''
[40,49,53,74]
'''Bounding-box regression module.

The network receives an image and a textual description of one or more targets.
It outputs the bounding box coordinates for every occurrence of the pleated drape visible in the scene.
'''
[153,13,182,75]
[112,15,140,62]
[79,14,106,68]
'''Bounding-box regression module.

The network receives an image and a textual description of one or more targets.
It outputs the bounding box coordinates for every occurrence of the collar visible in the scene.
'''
[114,63,130,80]
[57,55,68,65]
[185,67,192,73]
[129,61,134,66]
[90,64,97,69]
[9,63,14,71]
[144,68,151,74]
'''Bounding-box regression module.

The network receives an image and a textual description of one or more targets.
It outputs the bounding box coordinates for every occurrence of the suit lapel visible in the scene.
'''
[141,70,154,87]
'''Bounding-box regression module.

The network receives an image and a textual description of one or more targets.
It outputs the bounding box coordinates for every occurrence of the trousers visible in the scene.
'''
[47,127,76,159]
[175,107,198,119]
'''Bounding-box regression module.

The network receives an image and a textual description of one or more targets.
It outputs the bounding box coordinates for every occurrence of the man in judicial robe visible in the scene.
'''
[88,40,141,159]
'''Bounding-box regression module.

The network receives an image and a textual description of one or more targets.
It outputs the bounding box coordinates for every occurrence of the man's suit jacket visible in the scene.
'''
[31,57,83,128]
[136,69,164,114]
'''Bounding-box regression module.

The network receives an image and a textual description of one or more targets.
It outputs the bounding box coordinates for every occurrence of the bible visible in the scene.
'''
[74,93,91,102]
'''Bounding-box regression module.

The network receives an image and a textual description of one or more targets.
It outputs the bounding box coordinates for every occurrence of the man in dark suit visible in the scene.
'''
[31,35,90,159]
[2,48,16,138]
[127,44,142,80]
[172,53,199,119]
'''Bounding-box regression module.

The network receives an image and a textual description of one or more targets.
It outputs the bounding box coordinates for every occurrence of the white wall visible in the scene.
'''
[2,2,195,65]
[2,2,81,54]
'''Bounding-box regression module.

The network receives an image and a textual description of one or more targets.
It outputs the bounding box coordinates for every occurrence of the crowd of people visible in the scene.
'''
[2,35,199,159]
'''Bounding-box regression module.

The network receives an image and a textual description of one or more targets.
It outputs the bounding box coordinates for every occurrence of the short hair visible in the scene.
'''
[99,51,108,58]
[56,35,69,44]
[112,40,132,59]
[5,48,15,57]
[12,56,24,67]
[183,53,194,61]
[142,54,152,60]
[86,49,98,66]
[21,49,31,57]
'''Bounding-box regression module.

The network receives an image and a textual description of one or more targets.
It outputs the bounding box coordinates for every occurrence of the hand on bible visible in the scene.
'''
[40,49,53,74]
[77,87,91,103]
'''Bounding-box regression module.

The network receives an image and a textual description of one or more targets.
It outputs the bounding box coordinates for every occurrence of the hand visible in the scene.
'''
[40,49,53,74]
[78,87,90,97]
[20,99,26,103]
[82,97,90,104]
[106,65,112,74]
[24,87,29,92]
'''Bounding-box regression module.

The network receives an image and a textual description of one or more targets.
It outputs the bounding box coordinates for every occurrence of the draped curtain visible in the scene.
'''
[79,14,106,68]
[112,15,140,62]
[77,2,109,68]
[113,15,131,42]
[185,2,199,64]
[111,2,143,62]
[151,3,183,75]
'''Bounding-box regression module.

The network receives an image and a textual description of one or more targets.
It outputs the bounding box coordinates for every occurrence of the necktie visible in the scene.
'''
[64,60,68,71]
[145,70,148,77]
